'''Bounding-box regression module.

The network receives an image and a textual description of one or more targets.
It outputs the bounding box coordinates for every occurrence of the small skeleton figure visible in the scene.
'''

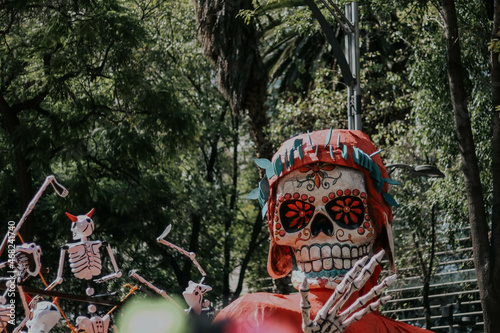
[157,225,212,314]
[0,175,68,332]
[182,281,212,315]
[0,244,43,332]
[75,314,110,333]
[130,225,212,315]
[47,209,122,293]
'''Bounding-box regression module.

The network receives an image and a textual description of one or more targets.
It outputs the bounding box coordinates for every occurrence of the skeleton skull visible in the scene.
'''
[66,209,95,241]
[26,301,61,333]
[15,243,42,283]
[182,281,212,314]
[264,130,396,290]
[273,164,376,289]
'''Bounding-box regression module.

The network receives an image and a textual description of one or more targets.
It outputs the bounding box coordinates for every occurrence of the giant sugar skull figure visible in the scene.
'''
[266,130,396,291]
[216,129,432,333]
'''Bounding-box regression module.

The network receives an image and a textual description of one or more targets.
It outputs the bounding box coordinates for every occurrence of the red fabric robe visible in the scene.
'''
[216,290,432,333]
[216,270,433,333]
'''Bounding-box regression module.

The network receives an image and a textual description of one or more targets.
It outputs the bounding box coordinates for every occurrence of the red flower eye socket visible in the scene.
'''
[325,196,364,229]
[279,200,315,233]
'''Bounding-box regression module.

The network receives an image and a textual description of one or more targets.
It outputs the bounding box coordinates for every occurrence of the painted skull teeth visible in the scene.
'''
[294,243,371,273]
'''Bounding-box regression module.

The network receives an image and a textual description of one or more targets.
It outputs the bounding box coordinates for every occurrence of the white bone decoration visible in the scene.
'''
[46,208,122,291]
[182,281,212,315]
[75,314,110,333]
[129,224,212,315]
[0,244,44,333]
[24,301,61,333]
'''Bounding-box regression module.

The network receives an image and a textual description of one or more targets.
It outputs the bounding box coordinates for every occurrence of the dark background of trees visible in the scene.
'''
[1,0,499,331]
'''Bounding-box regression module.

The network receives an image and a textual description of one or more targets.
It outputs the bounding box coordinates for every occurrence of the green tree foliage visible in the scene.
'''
[238,0,494,317]
[1,0,498,330]
[0,0,269,329]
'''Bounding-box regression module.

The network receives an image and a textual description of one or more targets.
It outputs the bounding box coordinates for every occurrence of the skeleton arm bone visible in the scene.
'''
[128,270,184,311]
[157,225,207,277]
[300,250,397,333]
[0,176,68,256]
[46,247,67,291]
[93,243,122,283]
[12,286,32,333]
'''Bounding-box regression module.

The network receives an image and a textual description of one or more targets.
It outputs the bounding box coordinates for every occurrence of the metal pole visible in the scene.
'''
[448,304,454,333]
[352,2,362,130]
[345,3,354,130]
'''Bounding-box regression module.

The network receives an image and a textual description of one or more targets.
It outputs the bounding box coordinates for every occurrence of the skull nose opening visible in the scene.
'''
[311,213,334,237]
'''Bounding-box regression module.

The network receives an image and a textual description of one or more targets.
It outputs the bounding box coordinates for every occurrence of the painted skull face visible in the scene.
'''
[273,163,376,289]
[26,301,61,333]
[66,209,95,241]
[15,242,42,282]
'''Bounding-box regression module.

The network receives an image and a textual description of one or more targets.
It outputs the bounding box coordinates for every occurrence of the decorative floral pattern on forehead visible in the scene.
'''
[297,162,341,190]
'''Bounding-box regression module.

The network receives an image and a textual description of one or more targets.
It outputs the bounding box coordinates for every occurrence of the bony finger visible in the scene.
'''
[366,250,385,270]
[379,295,392,306]
[341,295,392,329]
[299,278,310,293]
[366,274,398,299]
[300,279,312,328]
[353,250,386,286]
[328,255,369,306]
[338,276,394,321]
[379,274,398,291]
[332,251,386,316]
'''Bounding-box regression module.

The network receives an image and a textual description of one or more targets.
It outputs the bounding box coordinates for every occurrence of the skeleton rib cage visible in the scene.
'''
[67,241,102,280]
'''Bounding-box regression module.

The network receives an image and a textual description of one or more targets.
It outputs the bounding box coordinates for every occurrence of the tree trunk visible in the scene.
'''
[192,0,272,159]
[181,212,202,287]
[193,0,273,305]
[491,0,500,303]
[441,0,500,331]
[222,111,240,306]
[234,212,265,298]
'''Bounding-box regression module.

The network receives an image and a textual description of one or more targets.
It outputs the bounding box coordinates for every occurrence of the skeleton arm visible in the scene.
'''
[46,247,67,291]
[157,225,207,278]
[12,285,32,333]
[93,242,122,283]
[128,270,183,311]
[0,175,68,256]
[300,250,396,333]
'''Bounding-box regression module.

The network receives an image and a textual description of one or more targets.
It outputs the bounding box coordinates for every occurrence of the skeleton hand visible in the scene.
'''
[300,250,397,333]
[94,271,122,283]
[46,277,63,290]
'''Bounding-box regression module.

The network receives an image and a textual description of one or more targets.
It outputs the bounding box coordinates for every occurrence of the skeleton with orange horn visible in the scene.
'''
[46,209,122,296]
